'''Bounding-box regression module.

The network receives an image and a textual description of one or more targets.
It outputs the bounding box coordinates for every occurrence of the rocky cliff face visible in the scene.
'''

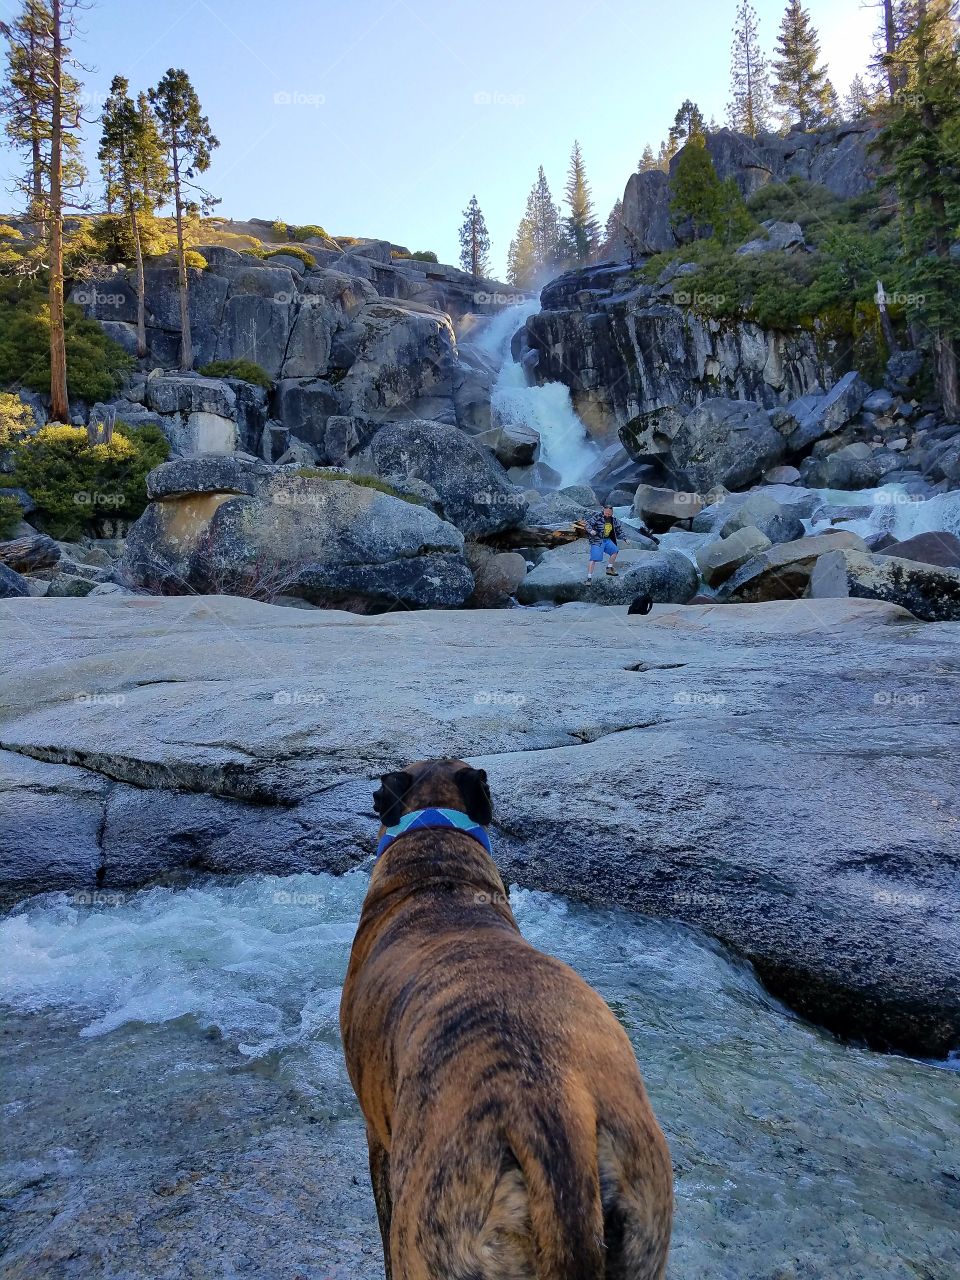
[71,239,524,465]
[524,262,835,446]
[618,122,880,255]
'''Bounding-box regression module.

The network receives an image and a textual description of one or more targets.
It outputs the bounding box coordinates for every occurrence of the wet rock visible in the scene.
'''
[788,372,871,450]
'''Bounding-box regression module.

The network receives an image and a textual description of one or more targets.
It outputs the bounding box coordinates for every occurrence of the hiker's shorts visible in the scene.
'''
[589,539,618,561]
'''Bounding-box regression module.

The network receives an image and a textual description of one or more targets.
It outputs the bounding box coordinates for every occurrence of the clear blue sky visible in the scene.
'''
[0,0,877,278]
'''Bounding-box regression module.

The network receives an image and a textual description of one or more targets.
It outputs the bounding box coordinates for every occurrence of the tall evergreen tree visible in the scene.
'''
[99,76,171,357]
[599,198,623,258]
[458,194,491,277]
[844,73,872,119]
[526,166,564,273]
[0,0,86,421]
[728,0,772,137]
[506,215,536,287]
[670,133,753,243]
[876,0,960,417]
[668,99,707,152]
[771,1,835,130]
[638,143,657,171]
[564,140,600,265]
[149,68,218,371]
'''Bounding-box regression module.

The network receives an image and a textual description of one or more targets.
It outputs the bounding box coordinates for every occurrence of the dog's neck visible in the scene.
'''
[376,807,492,859]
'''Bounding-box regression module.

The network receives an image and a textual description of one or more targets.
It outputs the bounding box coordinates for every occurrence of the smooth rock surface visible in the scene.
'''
[1,595,957,1056]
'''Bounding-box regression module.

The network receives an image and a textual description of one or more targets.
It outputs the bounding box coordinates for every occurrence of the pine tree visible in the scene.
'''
[844,74,872,118]
[0,0,87,421]
[671,134,754,245]
[599,198,623,257]
[506,216,536,287]
[638,144,657,171]
[728,0,772,137]
[668,99,707,152]
[564,140,600,265]
[771,1,835,130]
[877,0,960,417]
[149,68,218,371]
[99,76,171,356]
[526,166,564,273]
[656,139,672,170]
[458,194,491,277]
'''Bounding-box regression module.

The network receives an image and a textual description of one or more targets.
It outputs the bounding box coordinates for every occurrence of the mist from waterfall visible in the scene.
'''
[475,301,600,489]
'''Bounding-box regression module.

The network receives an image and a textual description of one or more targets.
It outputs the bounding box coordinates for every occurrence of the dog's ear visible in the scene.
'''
[455,766,493,826]
[373,770,413,827]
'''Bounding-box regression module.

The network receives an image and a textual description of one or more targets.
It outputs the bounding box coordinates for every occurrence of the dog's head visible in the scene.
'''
[373,758,493,830]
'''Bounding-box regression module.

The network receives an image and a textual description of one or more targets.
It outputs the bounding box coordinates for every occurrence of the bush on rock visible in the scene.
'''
[199,359,273,389]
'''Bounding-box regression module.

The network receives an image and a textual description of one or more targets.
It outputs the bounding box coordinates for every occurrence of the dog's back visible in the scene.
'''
[341,808,672,1280]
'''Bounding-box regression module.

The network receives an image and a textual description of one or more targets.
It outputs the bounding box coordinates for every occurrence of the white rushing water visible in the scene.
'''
[473,300,600,488]
[1,873,958,1278]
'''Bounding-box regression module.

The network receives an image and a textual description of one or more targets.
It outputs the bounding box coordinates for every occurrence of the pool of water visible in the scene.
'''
[1,872,958,1278]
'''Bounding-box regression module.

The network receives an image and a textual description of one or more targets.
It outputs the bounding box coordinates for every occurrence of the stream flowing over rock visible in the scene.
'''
[2,594,958,1058]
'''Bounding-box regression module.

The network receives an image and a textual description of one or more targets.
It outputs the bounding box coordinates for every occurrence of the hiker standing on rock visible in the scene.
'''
[585,505,624,583]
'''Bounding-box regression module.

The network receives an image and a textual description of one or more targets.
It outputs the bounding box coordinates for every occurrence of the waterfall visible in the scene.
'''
[809,485,960,543]
[474,300,600,489]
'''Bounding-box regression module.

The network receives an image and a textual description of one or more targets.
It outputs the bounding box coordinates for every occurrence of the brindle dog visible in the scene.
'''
[340,759,673,1280]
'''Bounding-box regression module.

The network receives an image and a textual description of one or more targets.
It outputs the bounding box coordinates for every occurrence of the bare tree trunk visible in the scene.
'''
[171,147,193,371]
[48,0,69,423]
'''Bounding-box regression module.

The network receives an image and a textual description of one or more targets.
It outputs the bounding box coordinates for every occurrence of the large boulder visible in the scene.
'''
[123,460,473,612]
[145,374,236,419]
[670,399,786,492]
[363,419,527,537]
[633,483,704,531]
[718,492,805,546]
[280,297,338,379]
[214,295,294,378]
[879,531,960,570]
[718,530,868,602]
[617,169,675,254]
[788,372,871,450]
[517,543,699,606]
[811,549,960,622]
[697,526,772,587]
[0,562,29,598]
[801,441,892,490]
[274,379,344,448]
[334,302,458,419]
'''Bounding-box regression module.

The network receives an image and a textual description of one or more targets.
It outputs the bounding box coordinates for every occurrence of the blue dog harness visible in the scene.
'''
[376,807,492,858]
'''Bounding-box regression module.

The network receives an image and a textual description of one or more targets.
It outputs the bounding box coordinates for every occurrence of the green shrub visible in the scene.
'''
[410,250,439,263]
[262,245,316,269]
[11,421,169,538]
[199,359,273,388]
[0,391,35,448]
[0,495,22,538]
[0,277,134,404]
[183,249,208,270]
[291,224,329,242]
